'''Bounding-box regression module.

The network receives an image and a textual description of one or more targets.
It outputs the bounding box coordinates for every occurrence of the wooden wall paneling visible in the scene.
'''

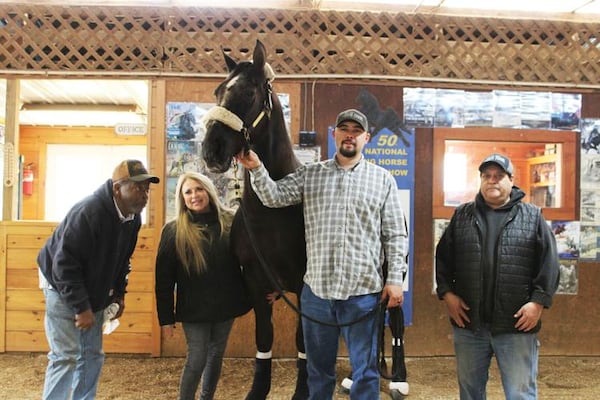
[6,310,43,331]
[1,221,159,354]
[411,127,454,355]
[6,331,48,352]
[3,80,19,221]
[149,79,166,357]
[0,224,5,352]
[582,93,600,118]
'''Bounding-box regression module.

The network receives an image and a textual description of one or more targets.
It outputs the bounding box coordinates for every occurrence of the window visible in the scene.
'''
[433,127,578,220]
[45,144,147,222]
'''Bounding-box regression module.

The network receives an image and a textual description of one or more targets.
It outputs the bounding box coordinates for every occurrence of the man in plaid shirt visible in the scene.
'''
[237,108,408,399]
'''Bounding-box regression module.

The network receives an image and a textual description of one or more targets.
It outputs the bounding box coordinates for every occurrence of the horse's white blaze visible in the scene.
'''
[226,75,239,89]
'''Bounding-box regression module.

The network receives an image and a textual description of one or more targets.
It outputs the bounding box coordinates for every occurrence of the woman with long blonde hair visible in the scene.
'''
[155,172,250,400]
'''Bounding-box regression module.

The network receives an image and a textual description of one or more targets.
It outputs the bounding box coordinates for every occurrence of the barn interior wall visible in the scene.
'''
[3,79,599,358]
[1,2,599,357]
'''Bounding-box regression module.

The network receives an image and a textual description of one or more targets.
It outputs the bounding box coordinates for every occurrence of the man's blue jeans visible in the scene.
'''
[179,319,234,400]
[453,325,539,400]
[42,288,105,400]
[301,284,380,400]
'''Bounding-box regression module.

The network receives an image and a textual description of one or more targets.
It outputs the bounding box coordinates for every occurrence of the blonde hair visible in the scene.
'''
[174,172,234,275]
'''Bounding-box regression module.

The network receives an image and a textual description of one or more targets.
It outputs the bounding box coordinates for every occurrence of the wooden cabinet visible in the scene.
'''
[527,150,561,208]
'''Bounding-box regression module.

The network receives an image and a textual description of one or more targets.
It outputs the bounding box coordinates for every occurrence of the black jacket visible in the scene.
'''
[435,187,559,334]
[155,211,251,325]
[37,180,140,314]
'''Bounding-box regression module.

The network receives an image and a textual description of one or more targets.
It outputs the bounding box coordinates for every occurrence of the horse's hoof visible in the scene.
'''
[338,377,352,395]
[245,390,268,400]
[291,358,308,400]
[389,381,409,399]
[390,391,406,400]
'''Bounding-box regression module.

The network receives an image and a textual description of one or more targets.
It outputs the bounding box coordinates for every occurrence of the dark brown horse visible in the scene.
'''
[201,40,308,400]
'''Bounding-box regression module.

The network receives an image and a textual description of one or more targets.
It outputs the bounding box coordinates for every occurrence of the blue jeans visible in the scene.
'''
[179,319,234,400]
[301,284,380,400]
[42,288,105,400]
[453,325,540,400]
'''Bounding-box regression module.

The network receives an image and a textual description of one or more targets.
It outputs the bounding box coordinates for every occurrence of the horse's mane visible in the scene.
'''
[262,91,301,180]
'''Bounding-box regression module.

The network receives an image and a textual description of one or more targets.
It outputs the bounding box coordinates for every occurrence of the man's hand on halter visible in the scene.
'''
[236,149,261,170]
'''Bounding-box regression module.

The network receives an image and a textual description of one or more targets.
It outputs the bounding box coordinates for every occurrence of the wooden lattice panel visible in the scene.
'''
[0,4,599,88]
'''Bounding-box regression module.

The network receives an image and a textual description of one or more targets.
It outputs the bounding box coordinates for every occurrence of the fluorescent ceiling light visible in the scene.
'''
[19,104,146,127]
[577,1,600,13]
[440,0,590,13]
[20,103,138,113]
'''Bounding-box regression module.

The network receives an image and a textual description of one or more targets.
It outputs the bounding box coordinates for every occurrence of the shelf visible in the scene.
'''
[531,182,556,188]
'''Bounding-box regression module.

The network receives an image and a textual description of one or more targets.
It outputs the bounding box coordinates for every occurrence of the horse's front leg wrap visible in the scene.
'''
[388,306,409,398]
[245,353,272,400]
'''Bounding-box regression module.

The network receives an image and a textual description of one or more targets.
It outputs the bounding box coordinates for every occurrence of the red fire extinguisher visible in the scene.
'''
[22,164,34,196]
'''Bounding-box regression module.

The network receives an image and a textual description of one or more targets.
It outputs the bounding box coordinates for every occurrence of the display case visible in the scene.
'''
[528,153,560,208]
[433,127,577,221]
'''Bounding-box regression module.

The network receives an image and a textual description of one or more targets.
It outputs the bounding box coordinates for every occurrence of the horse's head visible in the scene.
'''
[202,40,275,173]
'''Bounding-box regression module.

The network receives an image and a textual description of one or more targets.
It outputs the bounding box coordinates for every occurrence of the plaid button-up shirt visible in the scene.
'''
[249,156,408,300]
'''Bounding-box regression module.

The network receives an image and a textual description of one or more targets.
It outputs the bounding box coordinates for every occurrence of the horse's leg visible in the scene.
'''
[245,299,273,400]
[292,299,308,400]
[388,306,409,400]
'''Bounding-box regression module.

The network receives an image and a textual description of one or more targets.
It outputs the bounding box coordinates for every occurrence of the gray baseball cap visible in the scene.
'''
[335,109,368,132]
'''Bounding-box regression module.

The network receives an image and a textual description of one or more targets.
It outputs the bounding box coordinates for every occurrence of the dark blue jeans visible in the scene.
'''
[301,284,380,399]
[179,319,234,400]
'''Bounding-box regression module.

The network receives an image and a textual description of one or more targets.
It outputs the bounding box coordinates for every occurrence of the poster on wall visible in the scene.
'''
[328,91,415,324]
[432,218,450,293]
[581,118,600,154]
[463,91,494,127]
[403,87,435,127]
[166,102,212,141]
[551,93,581,130]
[434,89,465,127]
[166,140,200,177]
[492,90,521,128]
[520,91,551,129]
[552,220,580,259]
[579,224,600,261]
[557,260,578,295]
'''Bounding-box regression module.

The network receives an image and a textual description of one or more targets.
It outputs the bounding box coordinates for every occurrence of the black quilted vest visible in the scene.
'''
[451,200,542,334]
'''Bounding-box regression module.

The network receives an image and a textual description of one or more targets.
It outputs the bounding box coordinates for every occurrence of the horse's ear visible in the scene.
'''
[252,39,266,70]
[222,47,237,72]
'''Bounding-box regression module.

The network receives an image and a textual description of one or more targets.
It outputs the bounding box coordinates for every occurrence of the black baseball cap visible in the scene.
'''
[478,154,514,177]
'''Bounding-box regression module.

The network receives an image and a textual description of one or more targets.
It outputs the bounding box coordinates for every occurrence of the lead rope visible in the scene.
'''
[235,190,384,328]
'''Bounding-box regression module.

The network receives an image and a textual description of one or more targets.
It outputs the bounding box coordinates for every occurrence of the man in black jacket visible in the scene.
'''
[38,159,159,400]
[435,153,559,400]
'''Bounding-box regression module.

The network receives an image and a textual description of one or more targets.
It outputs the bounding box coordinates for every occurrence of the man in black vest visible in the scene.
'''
[435,153,559,400]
